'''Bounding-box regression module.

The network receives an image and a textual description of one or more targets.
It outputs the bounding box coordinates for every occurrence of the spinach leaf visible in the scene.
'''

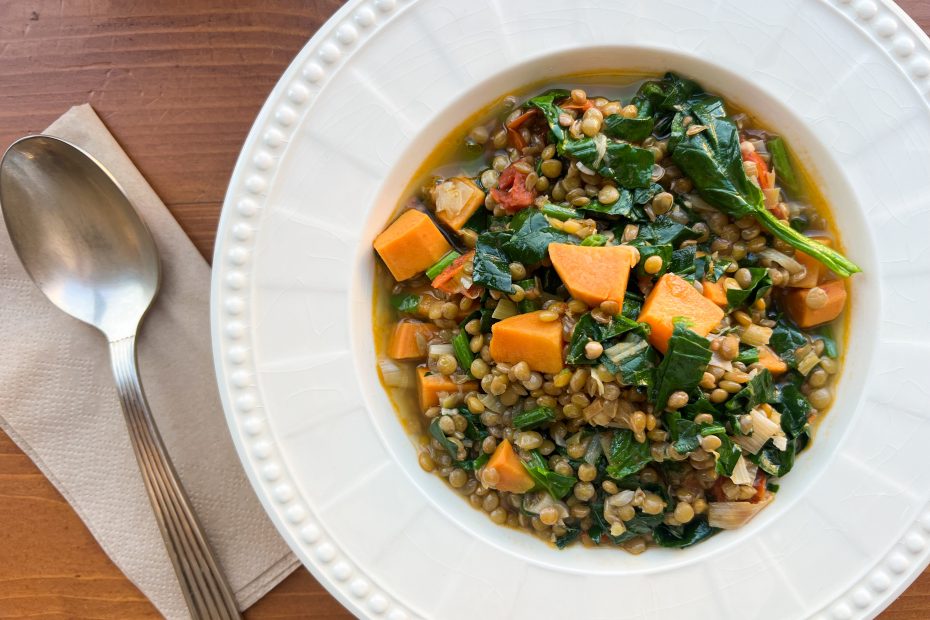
[714,434,743,476]
[682,395,723,420]
[778,383,811,438]
[579,190,635,217]
[652,517,718,548]
[753,437,798,477]
[653,322,713,412]
[735,347,760,365]
[601,314,649,340]
[630,240,672,279]
[555,527,582,549]
[669,245,698,277]
[513,406,556,430]
[726,267,771,309]
[472,231,513,292]
[665,411,701,454]
[523,451,577,500]
[390,293,420,313]
[766,136,800,194]
[566,313,602,365]
[603,114,654,142]
[622,292,644,319]
[524,89,569,143]
[429,418,460,459]
[502,211,576,264]
[561,138,654,189]
[632,183,664,206]
[815,325,838,358]
[603,334,658,389]
[668,92,859,277]
[769,315,808,368]
[637,215,700,246]
[606,430,653,479]
[725,369,774,413]
[632,72,704,135]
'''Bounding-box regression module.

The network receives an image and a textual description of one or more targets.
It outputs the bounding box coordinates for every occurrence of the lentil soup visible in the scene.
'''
[371,73,859,553]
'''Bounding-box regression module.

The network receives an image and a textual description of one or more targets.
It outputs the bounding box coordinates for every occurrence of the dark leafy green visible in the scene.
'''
[428,418,460,459]
[653,322,713,412]
[714,433,743,476]
[523,451,577,500]
[669,245,698,277]
[630,240,672,279]
[502,212,576,264]
[603,113,654,142]
[666,79,859,277]
[560,139,654,189]
[390,293,420,313]
[606,430,653,479]
[653,517,719,548]
[452,330,474,374]
[566,313,601,365]
[665,411,701,454]
[766,136,800,194]
[815,325,838,358]
[524,89,569,143]
[778,383,811,438]
[753,437,798,477]
[513,406,556,430]
[725,369,774,413]
[472,231,513,292]
[637,215,700,246]
[735,347,760,365]
[622,292,644,319]
[605,334,658,389]
[769,315,809,368]
[726,267,771,308]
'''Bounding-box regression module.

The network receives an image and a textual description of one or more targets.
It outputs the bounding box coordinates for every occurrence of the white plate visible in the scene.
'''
[211,1,930,618]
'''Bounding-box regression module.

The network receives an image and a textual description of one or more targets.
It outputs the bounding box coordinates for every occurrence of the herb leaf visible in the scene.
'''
[561,138,654,189]
[653,322,713,412]
[523,451,577,500]
[606,430,653,480]
[472,231,513,292]
[502,211,576,265]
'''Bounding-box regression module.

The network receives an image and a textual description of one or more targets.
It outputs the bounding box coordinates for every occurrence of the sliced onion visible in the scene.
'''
[739,324,773,348]
[758,248,804,275]
[772,435,788,451]
[708,493,774,529]
[797,351,821,376]
[477,392,503,413]
[428,343,454,358]
[576,160,597,176]
[733,408,781,455]
[378,358,412,389]
[729,454,754,485]
[491,298,518,320]
[583,432,602,465]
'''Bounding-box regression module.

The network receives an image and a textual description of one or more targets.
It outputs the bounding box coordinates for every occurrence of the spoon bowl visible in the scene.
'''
[0,135,159,341]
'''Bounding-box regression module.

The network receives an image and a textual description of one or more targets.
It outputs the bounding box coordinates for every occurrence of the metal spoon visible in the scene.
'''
[0,135,241,620]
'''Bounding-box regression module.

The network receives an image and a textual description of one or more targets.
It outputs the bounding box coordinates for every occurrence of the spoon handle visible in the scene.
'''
[109,336,241,620]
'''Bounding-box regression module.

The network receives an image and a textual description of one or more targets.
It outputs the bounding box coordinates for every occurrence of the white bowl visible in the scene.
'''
[212,1,930,618]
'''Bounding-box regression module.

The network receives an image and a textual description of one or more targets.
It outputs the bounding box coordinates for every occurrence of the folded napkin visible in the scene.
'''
[0,105,298,619]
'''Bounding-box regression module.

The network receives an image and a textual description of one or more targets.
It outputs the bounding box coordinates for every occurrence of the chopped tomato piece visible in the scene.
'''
[490,164,536,213]
[431,250,482,298]
[506,108,537,131]
[559,100,594,112]
[752,470,768,503]
[743,150,773,190]
[507,127,526,150]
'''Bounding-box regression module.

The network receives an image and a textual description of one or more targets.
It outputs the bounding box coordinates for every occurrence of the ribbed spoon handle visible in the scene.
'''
[109,336,241,620]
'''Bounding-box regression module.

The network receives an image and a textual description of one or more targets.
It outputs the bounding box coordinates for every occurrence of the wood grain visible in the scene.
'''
[0,1,927,618]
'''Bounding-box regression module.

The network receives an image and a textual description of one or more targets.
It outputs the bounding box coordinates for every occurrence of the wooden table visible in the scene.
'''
[0,1,928,617]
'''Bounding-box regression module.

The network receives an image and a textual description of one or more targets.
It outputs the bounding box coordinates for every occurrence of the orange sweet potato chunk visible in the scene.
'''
[792,236,832,288]
[757,345,788,376]
[786,280,847,328]
[387,321,439,360]
[548,243,637,307]
[416,367,478,411]
[431,177,485,231]
[638,273,725,353]
[701,278,729,308]
[374,210,452,281]
[485,439,535,494]
[489,311,564,375]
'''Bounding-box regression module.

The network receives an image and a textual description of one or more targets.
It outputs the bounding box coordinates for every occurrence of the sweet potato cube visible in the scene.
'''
[416,367,478,411]
[387,321,439,360]
[548,243,637,307]
[489,311,564,375]
[374,210,452,281]
[431,177,485,231]
[701,278,729,307]
[757,345,788,376]
[485,439,535,494]
[638,273,725,353]
[792,236,832,288]
[786,280,847,328]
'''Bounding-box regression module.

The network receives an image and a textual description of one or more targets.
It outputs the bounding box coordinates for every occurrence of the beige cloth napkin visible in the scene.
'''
[0,104,298,619]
